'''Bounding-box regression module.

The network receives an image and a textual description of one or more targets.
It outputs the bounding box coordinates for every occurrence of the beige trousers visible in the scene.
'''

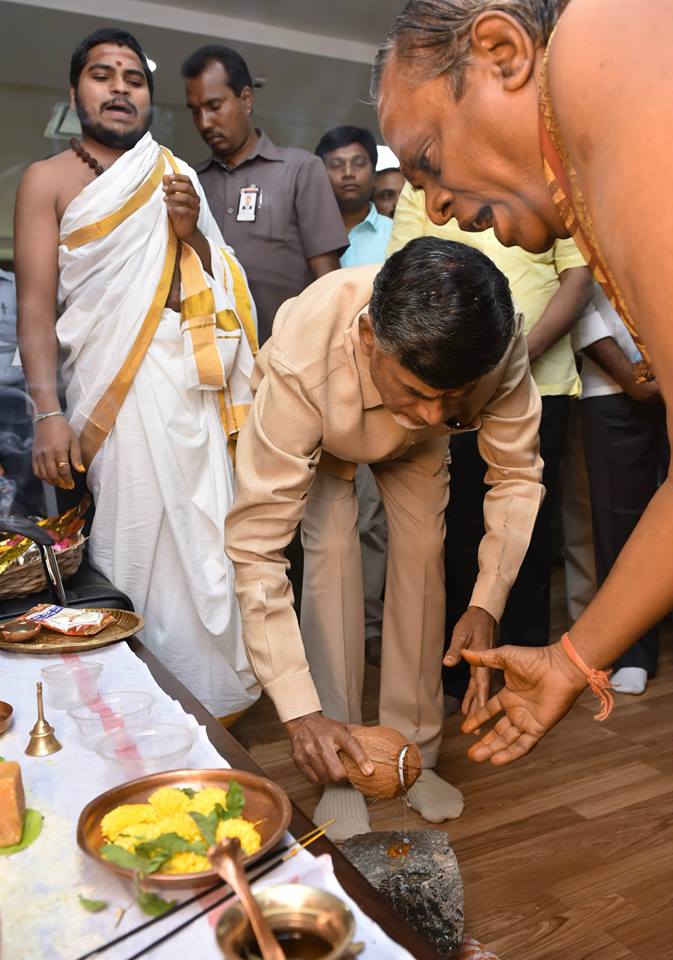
[300,438,450,767]
[355,465,388,641]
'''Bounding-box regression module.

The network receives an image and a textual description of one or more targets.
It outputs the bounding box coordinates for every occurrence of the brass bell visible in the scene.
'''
[25,682,62,757]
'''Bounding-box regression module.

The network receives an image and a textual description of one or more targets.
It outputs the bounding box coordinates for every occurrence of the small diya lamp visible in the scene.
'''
[0,700,13,736]
[0,620,41,644]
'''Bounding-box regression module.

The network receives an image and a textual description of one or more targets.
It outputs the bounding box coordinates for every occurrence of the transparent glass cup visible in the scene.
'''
[67,690,154,740]
[41,661,104,710]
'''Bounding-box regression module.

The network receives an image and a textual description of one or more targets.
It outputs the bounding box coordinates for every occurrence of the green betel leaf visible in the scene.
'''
[100,844,148,871]
[79,895,109,913]
[137,888,177,917]
[100,843,169,875]
[179,787,196,799]
[135,832,207,857]
[224,779,244,819]
[0,809,43,856]
[188,810,218,847]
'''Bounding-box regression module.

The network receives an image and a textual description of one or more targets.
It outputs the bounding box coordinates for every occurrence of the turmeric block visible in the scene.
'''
[0,761,26,846]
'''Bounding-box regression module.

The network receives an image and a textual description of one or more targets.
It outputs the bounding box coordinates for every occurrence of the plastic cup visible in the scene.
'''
[67,690,154,740]
[41,661,104,710]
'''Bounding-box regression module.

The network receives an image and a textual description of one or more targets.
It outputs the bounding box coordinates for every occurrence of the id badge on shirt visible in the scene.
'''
[237,186,259,221]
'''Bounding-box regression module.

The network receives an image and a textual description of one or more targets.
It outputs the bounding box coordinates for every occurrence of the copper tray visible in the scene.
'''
[77,768,292,890]
[0,608,144,654]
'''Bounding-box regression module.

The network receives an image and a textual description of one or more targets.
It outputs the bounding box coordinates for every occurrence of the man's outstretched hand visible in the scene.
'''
[284,712,375,785]
[460,642,588,766]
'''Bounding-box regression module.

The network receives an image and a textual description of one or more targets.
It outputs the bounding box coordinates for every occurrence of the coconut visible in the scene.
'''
[339,724,423,800]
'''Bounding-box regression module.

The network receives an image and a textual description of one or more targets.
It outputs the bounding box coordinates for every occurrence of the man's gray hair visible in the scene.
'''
[371,0,561,100]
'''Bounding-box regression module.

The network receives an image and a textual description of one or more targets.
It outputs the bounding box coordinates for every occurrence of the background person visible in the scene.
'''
[574,288,668,695]
[316,126,392,268]
[388,181,592,710]
[373,166,406,218]
[0,266,43,515]
[184,45,346,346]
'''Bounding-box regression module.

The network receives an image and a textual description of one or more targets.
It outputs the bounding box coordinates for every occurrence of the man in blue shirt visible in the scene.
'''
[316,127,392,268]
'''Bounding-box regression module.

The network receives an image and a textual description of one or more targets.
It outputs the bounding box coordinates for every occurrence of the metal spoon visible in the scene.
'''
[208,838,285,960]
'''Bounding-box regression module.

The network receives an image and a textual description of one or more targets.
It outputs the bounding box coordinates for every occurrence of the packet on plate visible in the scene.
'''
[24,604,114,636]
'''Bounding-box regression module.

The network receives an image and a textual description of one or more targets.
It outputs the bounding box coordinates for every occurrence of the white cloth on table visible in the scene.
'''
[0,642,414,960]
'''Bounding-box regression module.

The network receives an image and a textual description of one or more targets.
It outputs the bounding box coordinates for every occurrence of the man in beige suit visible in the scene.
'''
[226,237,543,839]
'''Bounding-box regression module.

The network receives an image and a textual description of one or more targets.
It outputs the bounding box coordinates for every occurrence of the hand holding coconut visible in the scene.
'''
[284,712,375,785]
[285,712,423,801]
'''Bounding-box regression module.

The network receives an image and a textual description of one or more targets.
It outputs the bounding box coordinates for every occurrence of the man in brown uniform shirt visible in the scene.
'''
[226,238,544,840]
[183,45,347,344]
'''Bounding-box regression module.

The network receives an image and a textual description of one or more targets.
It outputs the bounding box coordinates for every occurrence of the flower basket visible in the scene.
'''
[0,499,89,600]
[0,537,85,599]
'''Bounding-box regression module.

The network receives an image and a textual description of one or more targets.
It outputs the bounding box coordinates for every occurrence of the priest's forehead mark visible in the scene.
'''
[86,58,146,81]
[85,45,143,69]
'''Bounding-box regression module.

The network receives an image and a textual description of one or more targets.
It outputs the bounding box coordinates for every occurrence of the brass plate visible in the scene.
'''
[0,608,144,655]
[77,767,292,890]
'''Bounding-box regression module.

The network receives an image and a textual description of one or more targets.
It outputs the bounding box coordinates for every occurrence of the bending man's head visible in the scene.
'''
[360,237,515,429]
[373,0,565,253]
[69,28,154,150]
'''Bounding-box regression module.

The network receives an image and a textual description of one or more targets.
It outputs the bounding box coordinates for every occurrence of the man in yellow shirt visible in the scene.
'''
[388,184,592,705]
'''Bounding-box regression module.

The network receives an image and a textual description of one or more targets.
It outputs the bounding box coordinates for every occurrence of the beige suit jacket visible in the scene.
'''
[225,265,544,721]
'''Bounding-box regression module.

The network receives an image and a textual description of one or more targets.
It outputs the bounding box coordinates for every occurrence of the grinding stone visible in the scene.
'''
[341,829,464,958]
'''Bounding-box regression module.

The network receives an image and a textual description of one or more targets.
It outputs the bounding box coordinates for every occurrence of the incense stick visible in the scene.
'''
[73,822,333,960]
[281,821,333,860]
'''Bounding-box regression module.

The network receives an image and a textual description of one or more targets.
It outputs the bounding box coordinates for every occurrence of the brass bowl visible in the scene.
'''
[216,884,356,960]
[0,608,144,654]
[0,700,13,735]
[77,768,291,890]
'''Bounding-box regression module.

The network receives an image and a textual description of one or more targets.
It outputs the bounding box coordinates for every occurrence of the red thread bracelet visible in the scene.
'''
[560,633,615,721]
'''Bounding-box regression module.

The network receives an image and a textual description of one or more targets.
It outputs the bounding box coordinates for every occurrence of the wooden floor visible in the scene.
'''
[232,570,673,960]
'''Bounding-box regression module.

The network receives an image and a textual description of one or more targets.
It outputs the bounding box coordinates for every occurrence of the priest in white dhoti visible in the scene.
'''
[16,28,260,717]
